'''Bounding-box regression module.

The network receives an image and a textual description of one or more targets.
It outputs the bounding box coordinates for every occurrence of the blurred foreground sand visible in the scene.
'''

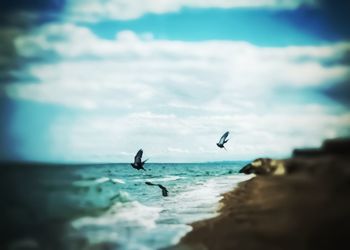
[174,138,350,250]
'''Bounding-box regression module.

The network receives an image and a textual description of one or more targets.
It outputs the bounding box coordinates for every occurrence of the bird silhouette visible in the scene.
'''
[217,131,229,150]
[131,149,148,171]
[145,181,169,197]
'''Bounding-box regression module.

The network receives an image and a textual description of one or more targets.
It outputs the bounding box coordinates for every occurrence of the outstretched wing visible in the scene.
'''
[158,184,169,197]
[134,149,143,164]
[219,131,229,144]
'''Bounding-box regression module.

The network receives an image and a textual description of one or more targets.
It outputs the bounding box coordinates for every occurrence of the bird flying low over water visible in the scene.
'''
[145,181,169,197]
[217,131,229,150]
[131,149,148,171]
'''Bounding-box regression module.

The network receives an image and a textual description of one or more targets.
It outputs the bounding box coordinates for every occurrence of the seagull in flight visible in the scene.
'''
[217,131,229,150]
[145,181,169,197]
[131,149,148,171]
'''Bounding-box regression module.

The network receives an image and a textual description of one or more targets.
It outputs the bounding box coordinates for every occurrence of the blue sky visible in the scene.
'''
[1,0,350,163]
[87,7,339,45]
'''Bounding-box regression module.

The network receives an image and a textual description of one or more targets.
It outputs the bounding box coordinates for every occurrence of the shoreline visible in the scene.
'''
[172,138,350,250]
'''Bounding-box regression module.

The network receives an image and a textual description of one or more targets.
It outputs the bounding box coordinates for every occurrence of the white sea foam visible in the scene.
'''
[148,175,183,182]
[133,175,182,183]
[73,177,127,187]
[70,200,163,249]
[160,174,253,224]
[72,201,162,229]
[68,164,253,250]
[73,176,110,187]
[94,177,110,184]
[111,178,125,184]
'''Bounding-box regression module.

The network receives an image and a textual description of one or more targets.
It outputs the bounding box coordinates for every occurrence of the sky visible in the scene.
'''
[0,0,350,163]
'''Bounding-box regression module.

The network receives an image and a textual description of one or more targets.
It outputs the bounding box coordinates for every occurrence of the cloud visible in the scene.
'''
[7,24,350,112]
[0,0,66,84]
[65,0,318,22]
[4,24,350,162]
[167,147,190,154]
[49,109,350,162]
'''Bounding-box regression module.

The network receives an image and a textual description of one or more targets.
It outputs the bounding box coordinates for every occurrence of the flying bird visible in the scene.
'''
[131,149,148,171]
[145,181,169,197]
[217,131,229,150]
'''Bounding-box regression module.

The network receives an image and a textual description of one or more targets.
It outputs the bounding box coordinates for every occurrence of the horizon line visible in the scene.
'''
[0,159,252,166]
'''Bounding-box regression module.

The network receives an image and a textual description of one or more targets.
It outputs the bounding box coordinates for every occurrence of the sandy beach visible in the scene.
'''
[174,138,350,250]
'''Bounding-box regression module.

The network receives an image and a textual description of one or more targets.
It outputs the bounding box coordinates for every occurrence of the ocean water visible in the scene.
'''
[0,162,251,250]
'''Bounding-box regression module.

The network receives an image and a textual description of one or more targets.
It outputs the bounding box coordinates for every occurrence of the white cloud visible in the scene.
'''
[49,110,350,162]
[65,0,318,22]
[7,24,350,162]
[167,147,190,154]
[10,24,350,111]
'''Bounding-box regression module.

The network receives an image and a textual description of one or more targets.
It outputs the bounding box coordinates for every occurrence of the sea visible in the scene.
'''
[0,162,251,250]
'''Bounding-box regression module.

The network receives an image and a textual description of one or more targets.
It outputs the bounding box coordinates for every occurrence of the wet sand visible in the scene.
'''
[174,139,350,250]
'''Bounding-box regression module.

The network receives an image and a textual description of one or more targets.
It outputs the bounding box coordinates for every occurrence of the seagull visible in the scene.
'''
[217,131,229,150]
[131,149,148,171]
[145,181,169,197]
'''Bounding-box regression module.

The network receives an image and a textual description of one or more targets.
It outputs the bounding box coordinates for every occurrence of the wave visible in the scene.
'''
[73,176,111,187]
[72,200,161,229]
[147,175,183,182]
[70,199,163,249]
[161,174,253,224]
[73,176,127,187]
[65,165,252,250]
[133,175,183,184]
[110,178,125,184]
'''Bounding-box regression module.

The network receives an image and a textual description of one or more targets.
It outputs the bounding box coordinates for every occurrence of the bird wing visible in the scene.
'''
[134,149,143,164]
[219,131,229,144]
[158,185,169,197]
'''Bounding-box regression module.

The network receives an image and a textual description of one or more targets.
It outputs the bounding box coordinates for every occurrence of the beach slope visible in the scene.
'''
[174,138,350,250]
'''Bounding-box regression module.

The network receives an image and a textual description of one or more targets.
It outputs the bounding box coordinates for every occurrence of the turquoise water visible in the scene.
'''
[1,162,251,250]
